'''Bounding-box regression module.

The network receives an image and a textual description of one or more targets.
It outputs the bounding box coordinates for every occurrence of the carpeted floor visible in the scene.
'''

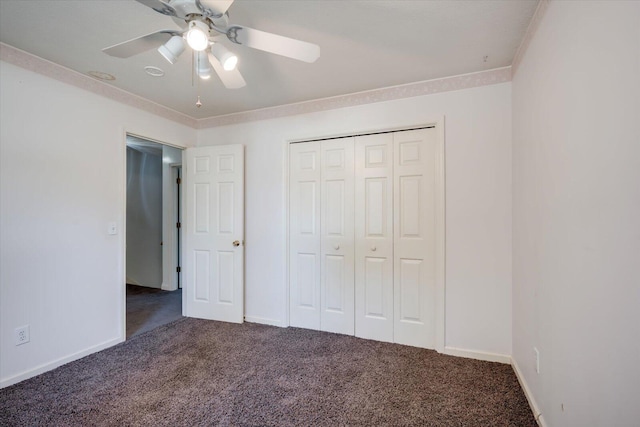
[0,318,536,426]
[126,284,183,338]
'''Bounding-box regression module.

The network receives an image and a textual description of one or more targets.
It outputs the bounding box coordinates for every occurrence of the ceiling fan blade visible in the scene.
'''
[103,30,178,58]
[198,0,234,16]
[227,26,320,63]
[208,52,246,89]
[134,0,177,16]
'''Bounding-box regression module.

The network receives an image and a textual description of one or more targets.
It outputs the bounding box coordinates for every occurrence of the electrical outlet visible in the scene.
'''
[15,325,30,346]
[534,347,540,374]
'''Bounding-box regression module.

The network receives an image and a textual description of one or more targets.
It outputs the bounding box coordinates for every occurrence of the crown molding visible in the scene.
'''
[0,42,197,128]
[197,67,512,129]
[512,0,550,77]
[1,42,512,130]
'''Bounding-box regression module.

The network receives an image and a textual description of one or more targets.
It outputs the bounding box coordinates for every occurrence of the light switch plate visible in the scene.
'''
[108,222,117,235]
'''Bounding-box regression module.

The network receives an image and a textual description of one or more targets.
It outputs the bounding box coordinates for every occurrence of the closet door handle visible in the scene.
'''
[233,240,240,247]
[334,245,340,250]
[371,246,377,252]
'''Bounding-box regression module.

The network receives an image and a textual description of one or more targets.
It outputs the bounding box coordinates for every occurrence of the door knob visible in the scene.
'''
[334,245,340,250]
[371,246,377,251]
[233,240,240,247]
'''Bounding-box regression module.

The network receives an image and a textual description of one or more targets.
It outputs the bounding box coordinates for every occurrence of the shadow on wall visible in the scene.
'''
[126,144,163,288]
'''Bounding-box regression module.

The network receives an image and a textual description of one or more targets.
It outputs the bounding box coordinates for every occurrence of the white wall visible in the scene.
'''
[126,147,163,288]
[0,61,195,387]
[512,1,640,426]
[198,82,513,356]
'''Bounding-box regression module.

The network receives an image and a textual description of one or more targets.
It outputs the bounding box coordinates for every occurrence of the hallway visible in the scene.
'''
[126,285,182,338]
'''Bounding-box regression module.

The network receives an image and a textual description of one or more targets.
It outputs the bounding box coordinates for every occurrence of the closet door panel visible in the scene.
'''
[393,128,437,349]
[289,142,322,330]
[320,138,355,335]
[355,133,394,343]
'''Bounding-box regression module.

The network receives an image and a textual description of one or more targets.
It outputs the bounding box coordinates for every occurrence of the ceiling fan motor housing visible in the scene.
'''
[168,0,202,19]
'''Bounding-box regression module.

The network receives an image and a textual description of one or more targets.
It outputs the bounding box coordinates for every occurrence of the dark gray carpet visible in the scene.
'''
[0,318,536,426]
[126,284,182,338]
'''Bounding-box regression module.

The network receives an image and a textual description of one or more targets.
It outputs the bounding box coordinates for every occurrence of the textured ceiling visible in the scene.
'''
[0,0,538,119]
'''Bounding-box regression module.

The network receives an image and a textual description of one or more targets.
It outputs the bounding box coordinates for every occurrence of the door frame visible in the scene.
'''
[283,117,446,352]
[170,164,182,291]
[121,130,188,340]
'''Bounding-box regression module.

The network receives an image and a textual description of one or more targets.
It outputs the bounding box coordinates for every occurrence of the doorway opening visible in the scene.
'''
[125,135,183,338]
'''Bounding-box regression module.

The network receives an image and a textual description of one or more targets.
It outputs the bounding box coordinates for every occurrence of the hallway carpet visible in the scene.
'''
[0,318,535,426]
[126,284,182,338]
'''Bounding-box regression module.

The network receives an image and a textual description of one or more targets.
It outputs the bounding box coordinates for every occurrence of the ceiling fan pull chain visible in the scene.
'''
[191,50,195,87]
[194,51,202,108]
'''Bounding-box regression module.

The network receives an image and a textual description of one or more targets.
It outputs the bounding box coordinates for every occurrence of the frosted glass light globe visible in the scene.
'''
[186,21,209,51]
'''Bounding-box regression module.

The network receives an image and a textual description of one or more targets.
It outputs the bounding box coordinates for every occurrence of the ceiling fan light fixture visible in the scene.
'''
[196,50,213,80]
[158,35,185,64]
[210,42,238,71]
[186,20,210,51]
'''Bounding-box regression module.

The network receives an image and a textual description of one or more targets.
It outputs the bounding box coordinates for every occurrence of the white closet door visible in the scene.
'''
[289,142,322,330]
[393,128,437,348]
[183,145,244,323]
[354,133,394,343]
[320,137,355,335]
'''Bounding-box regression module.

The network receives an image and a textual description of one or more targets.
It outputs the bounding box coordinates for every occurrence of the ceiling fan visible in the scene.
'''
[103,0,320,89]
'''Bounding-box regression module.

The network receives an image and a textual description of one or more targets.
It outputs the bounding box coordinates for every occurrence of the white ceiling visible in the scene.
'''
[0,0,538,119]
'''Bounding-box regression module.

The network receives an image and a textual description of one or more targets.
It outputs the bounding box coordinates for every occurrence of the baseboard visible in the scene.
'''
[442,346,511,364]
[0,336,123,389]
[244,315,284,327]
[511,358,546,427]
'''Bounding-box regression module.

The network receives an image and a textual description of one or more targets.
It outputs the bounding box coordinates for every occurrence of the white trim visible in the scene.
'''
[443,346,511,364]
[121,128,128,342]
[160,164,183,292]
[244,316,285,328]
[181,149,187,317]
[512,358,546,426]
[282,140,291,327]
[126,131,189,151]
[123,131,190,333]
[1,42,511,129]
[284,119,445,349]
[288,123,442,146]
[0,43,197,128]
[434,116,446,353]
[198,68,511,128]
[511,0,551,77]
[0,337,123,389]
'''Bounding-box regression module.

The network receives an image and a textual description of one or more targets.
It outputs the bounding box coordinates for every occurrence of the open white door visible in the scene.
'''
[183,145,244,323]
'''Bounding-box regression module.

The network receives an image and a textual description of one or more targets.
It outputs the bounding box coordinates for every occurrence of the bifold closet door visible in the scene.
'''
[393,128,437,349]
[289,142,321,330]
[291,127,440,347]
[290,138,355,334]
[320,138,354,335]
[354,133,394,343]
